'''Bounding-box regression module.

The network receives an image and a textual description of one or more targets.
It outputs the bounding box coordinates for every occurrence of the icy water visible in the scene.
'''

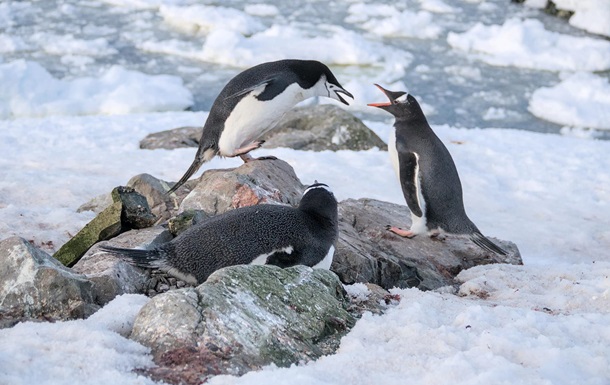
[3,0,608,138]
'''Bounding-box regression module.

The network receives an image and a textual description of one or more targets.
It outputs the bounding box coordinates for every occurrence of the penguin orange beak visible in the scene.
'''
[367,84,393,108]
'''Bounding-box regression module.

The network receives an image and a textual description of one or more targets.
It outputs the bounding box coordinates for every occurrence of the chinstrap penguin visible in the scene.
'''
[368,84,507,256]
[167,60,353,193]
[100,182,339,284]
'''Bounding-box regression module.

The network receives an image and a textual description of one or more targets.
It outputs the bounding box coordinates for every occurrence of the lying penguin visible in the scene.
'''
[167,59,353,193]
[100,182,338,284]
[368,84,507,256]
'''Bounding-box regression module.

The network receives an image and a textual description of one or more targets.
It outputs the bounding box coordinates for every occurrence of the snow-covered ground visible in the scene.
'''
[1,0,609,384]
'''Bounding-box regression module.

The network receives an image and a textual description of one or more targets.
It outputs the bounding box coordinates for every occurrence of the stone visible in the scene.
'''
[261,105,388,151]
[131,265,356,383]
[139,126,200,150]
[333,198,522,291]
[111,186,157,229]
[54,186,157,267]
[53,200,123,266]
[0,236,98,327]
[167,210,208,237]
[72,226,173,306]
[179,158,304,216]
[127,173,197,223]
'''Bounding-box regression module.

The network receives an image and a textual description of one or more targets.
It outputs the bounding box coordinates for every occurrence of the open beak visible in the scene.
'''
[367,84,393,108]
[334,87,354,105]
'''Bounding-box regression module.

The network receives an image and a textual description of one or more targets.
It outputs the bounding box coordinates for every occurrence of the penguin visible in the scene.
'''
[367,84,507,256]
[166,60,353,194]
[100,182,338,285]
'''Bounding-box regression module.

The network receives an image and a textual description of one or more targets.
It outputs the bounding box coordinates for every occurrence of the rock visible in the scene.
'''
[261,105,388,151]
[72,226,173,306]
[167,210,208,237]
[140,126,200,150]
[132,265,356,383]
[54,200,123,266]
[54,186,156,267]
[333,198,522,290]
[112,186,157,229]
[126,173,196,224]
[0,236,98,327]
[179,158,304,216]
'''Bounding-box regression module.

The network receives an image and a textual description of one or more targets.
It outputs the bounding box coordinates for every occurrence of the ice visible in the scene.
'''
[447,18,610,71]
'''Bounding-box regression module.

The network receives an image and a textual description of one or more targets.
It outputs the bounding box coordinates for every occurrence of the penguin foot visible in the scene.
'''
[385,225,416,238]
[234,141,266,162]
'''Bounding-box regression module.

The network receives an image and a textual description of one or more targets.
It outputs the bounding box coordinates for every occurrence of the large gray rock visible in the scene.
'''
[72,226,173,305]
[261,105,388,151]
[140,126,200,150]
[132,265,356,383]
[334,198,522,290]
[138,106,387,152]
[179,158,304,216]
[0,236,98,327]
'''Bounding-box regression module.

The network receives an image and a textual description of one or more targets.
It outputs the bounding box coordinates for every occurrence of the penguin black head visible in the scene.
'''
[298,182,338,224]
[367,84,425,121]
[292,60,354,105]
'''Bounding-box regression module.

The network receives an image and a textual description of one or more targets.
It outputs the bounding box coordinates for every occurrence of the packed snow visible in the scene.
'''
[1,0,609,384]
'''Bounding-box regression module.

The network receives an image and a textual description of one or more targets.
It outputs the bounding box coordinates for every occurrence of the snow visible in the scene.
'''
[447,18,610,71]
[529,72,610,130]
[0,294,155,385]
[1,0,610,384]
[0,60,193,118]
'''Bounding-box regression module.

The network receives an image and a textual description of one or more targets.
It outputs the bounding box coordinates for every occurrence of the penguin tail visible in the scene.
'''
[470,232,508,256]
[99,245,167,270]
[166,146,216,194]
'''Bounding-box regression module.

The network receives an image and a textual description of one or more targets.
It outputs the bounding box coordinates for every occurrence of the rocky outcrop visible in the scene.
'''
[261,105,387,151]
[179,158,304,216]
[138,105,387,152]
[132,265,356,384]
[0,236,98,327]
[72,226,173,306]
[334,198,521,291]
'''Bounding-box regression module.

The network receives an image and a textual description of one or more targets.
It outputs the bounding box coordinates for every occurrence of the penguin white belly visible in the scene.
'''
[313,245,334,270]
[389,130,427,235]
[410,153,428,235]
[219,83,305,156]
[250,245,294,265]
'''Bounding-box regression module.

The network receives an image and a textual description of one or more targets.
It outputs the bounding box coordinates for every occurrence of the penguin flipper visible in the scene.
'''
[398,152,423,217]
[224,77,277,100]
[470,232,508,256]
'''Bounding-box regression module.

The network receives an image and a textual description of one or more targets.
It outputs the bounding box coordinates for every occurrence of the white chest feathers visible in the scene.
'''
[389,130,428,235]
[218,82,311,156]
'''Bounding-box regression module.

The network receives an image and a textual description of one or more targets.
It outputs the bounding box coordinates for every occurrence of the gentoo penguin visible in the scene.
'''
[100,182,338,284]
[167,60,353,193]
[367,84,507,256]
